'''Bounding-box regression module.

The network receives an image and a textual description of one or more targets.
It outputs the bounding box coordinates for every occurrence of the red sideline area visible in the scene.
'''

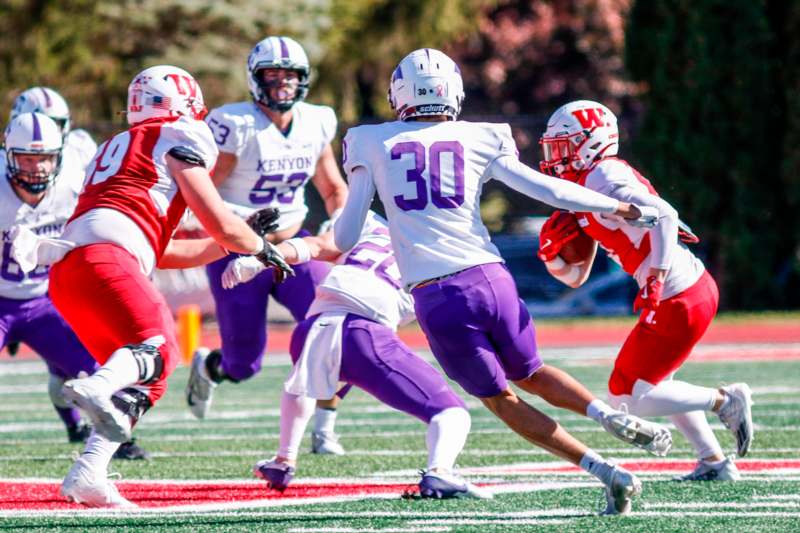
[3,459,800,511]
[5,319,800,360]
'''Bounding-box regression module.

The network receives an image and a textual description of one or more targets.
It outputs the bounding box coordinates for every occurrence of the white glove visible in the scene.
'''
[9,225,76,273]
[625,205,660,228]
[221,255,266,289]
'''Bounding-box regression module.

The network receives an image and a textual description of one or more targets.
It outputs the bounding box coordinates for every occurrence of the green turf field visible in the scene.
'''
[1,345,798,531]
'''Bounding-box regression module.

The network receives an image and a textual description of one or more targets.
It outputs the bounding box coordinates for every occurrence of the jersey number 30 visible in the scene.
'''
[391,141,464,211]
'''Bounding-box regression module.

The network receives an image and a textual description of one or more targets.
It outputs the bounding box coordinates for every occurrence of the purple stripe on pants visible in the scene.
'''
[291,314,465,423]
[206,240,331,382]
[411,262,543,398]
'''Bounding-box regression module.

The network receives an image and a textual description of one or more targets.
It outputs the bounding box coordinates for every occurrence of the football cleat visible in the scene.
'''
[113,439,151,461]
[716,383,754,457]
[66,421,91,443]
[418,470,492,500]
[601,466,642,516]
[600,409,673,457]
[186,348,217,419]
[311,431,346,455]
[62,378,131,443]
[60,458,136,508]
[674,456,741,482]
[253,458,295,492]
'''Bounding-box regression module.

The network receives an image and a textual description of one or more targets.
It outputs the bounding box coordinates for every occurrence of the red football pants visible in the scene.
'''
[609,270,719,395]
[49,243,179,405]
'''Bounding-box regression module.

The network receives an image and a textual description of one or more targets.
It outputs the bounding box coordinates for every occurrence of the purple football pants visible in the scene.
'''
[412,262,543,398]
[206,252,331,382]
[290,314,466,423]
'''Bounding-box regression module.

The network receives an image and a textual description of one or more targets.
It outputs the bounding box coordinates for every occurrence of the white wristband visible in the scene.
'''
[252,237,265,255]
[284,237,311,263]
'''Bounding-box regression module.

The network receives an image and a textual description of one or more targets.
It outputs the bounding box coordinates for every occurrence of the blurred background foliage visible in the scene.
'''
[0,0,797,309]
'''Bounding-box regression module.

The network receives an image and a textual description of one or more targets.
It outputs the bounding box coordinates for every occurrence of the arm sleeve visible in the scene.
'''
[590,172,679,270]
[333,165,375,252]
[488,155,620,214]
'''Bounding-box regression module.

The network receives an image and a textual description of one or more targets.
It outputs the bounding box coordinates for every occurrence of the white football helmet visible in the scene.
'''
[539,100,619,180]
[247,36,310,112]
[10,87,71,137]
[388,48,464,121]
[126,65,207,126]
[4,112,63,193]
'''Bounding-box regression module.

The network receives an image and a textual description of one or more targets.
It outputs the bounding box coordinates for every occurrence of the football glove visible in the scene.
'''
[537,211,581,262]
[221,256,265,289]
[254,238,295,283]
[246,207,281,237]
[625,205,659,228]
[678,219,700,244]
[633,275,664,313]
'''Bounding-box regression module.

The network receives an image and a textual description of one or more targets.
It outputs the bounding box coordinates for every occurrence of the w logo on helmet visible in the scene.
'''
[571,108,606,129]
[166,74,199,98]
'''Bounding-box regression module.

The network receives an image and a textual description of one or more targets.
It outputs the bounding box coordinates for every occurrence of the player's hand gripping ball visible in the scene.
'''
[537,211,594,264]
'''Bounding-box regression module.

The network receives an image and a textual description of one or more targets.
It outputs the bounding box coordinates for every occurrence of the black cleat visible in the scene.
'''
[66,421,91,443]
[113,439,152,461]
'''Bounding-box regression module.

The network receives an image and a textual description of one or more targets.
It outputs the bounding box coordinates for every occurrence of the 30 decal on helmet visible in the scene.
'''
[539,100,619,180]
[10,87,71,137]
[126,65,207,126]
[247,36,310,113]
[388,48,465,122]
[4,112,63,194]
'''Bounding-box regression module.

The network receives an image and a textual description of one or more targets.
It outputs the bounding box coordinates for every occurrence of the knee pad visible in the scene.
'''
[111,387,153,426]
[125,343,164,385]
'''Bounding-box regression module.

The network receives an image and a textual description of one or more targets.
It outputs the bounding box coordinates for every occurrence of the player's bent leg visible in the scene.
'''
[61,428,134,508]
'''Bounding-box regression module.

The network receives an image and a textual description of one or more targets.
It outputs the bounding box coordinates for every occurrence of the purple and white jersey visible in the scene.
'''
[342,121,516,289]
[0,154,82,299]
[307,213,414,330]
[64,128,98,171]
[206,101,337,230]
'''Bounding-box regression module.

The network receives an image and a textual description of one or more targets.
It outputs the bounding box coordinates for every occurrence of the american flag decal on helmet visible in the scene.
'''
[148,95,173,110]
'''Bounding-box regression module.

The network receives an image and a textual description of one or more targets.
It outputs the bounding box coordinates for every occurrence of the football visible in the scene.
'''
[556,214,595,264]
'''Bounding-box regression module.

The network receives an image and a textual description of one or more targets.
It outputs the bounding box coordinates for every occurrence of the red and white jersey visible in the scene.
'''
[64,116,217,275]
[307,213,415,330]
[576,158,704,299]
[206,101,336,230]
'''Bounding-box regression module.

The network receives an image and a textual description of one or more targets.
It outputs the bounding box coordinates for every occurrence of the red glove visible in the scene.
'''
[633,275,664,313]
[537,211,580,262]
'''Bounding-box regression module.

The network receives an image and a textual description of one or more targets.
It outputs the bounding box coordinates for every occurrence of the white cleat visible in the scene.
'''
[62,378,131,443]
[600,409,673,457]
[601,466,642,516]
[60,458,136,508]
[186,348,217,419]
[717,383,754,457]
[311,431,346,455]
[674,456,741,482]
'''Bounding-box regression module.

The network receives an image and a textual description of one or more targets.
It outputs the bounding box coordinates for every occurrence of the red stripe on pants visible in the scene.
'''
[49,243,178,405]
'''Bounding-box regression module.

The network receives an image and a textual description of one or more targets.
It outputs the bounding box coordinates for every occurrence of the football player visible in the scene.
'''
[10,86,98,171]
[331,48,673,515]
[186,36,349,454]
[1,112,147,460]
[537,100,753,481]
[223,212,487,498]
[13,65,292,507]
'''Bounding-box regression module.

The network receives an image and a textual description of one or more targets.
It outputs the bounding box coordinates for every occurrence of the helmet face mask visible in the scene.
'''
[4,112,63,194]
[388,48,465,122]
[539,100,619,181]
[126,65,207,126]
[247,37,310,113]
[10,87,71,138]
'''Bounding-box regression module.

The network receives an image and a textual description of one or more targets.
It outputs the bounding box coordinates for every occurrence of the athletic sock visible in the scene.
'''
[278,391,315,461]
[579,449,615,486]
[586,399,615,422]
[313,406,338,436]
[426,407,471,472]
[81,429,121,476]
[669,410,724,460]
[90,347,140,395]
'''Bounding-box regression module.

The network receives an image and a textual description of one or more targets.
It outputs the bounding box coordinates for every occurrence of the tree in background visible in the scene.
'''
[626,0,799,309]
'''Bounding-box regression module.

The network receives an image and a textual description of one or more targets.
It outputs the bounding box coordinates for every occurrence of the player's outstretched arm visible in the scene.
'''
[488,156,654,224]
[210,152,238,187]
[158,237,227,269]
[333,166,375,252]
